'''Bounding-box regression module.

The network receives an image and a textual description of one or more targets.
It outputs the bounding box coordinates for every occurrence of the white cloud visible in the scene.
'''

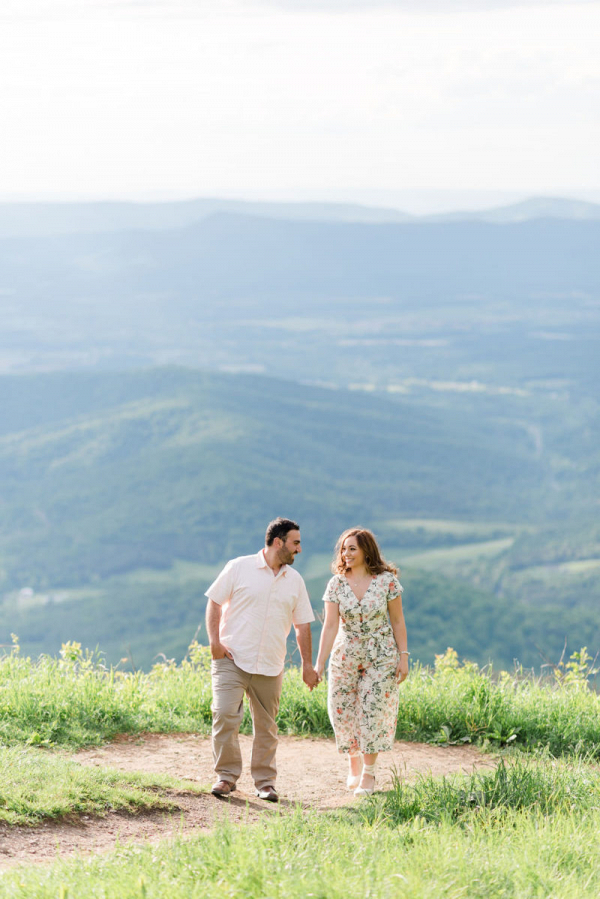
[0,1,598,199]
[263,0,600,7]
[3,0,599,19]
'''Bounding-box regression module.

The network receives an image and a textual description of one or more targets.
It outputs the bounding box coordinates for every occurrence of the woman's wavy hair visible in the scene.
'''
[332,527,398,577]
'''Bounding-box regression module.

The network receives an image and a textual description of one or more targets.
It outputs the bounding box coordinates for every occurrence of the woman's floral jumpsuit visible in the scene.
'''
[323,573,403,754]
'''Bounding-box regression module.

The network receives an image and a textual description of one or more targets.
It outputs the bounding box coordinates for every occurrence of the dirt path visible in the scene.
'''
[0,734,496,870]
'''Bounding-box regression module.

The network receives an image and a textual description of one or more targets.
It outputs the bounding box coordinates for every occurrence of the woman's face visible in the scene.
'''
[342,536,365,570]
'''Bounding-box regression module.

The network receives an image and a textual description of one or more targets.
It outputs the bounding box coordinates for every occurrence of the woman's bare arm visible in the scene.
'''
[315,602,340,679]
[388,595,409,682]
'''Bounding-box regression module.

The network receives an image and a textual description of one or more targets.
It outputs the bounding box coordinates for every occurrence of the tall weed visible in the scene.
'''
[354,755,600,828]
[396,647,600,756]
[2,640,599,757]
[0,640,213,747]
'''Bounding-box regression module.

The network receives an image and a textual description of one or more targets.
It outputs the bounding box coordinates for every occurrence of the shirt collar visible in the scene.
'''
[257,548,287,576]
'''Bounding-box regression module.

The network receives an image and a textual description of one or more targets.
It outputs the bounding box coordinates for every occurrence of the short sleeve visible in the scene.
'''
[205,559,236,605]
[386,575,404,603]
[322,576,341,605]
[292,577,315,625]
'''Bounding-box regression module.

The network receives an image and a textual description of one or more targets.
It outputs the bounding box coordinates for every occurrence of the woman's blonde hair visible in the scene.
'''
[332,527,398,577]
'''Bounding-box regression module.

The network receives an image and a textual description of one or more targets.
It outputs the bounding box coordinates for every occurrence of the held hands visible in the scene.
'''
[312,658,328,687]
[302,665,321,691]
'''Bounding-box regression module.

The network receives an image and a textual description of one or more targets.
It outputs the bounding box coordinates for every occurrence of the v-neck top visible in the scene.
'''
[322,572,403,667]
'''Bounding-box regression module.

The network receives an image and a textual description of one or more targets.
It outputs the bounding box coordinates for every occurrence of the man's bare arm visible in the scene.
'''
[206,599,233,660]
[294,622,319,689]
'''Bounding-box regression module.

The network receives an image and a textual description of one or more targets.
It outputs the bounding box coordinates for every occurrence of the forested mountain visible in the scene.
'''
[0,368,543,588]
[0,197,598,670]
[0,368,598,670]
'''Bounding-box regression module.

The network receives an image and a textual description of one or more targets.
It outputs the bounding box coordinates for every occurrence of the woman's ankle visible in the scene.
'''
[349,755,362,776]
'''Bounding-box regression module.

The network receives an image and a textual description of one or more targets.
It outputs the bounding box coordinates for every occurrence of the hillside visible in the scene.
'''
[0,197,597,670]
[1,367,599,669]
[0,367,543,589]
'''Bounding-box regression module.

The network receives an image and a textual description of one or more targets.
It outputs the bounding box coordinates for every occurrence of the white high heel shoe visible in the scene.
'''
[354,762,377,796]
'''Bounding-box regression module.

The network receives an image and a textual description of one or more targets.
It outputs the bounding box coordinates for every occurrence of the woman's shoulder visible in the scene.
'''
[329,573,348,590]
[375,571,403,591]
[323,574,345,602]
[325,573,344,590]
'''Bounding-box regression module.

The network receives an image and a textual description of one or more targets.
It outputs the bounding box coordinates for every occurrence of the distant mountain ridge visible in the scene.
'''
[0,195,598,239]
[1,208,597,381]
[0,198,413,239]
[428,197,600,223]
[3,214,597,300]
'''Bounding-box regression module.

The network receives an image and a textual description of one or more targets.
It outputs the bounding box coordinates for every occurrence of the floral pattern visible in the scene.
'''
[323,573,403,754]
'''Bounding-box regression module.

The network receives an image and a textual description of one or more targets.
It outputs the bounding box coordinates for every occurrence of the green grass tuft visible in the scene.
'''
[352,755,600,828]
[0,746,202,826]
[395,649,600,757]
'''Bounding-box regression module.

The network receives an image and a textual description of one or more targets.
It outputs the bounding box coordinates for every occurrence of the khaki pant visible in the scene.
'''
[210,657,283,789]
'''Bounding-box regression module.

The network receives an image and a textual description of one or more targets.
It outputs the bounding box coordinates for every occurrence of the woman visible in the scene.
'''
[315,528,409,796]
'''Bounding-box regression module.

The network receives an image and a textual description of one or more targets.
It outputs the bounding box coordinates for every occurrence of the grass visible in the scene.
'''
[379,518,521,536]
[2,798,600,897]
[353,754,600,828]
[1,642,600,894]
[394,649,600,755]
[2,641,599,757]
[0,745,203,826]
[0,640,214,747]
[399,537,515,568]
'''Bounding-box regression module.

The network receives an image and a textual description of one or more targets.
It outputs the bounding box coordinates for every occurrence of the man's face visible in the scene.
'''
[277,529,302,565]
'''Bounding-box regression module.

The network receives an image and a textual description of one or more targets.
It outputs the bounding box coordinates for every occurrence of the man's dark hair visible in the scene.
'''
[265,517,300,546]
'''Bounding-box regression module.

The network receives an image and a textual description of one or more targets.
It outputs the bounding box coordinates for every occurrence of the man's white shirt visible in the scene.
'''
[205,549,315,676]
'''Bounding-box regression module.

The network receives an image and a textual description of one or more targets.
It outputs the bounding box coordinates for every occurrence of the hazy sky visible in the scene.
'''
[0,0,598,204]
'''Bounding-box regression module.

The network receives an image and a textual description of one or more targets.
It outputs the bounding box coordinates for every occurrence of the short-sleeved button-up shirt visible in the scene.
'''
[205,549,315,676]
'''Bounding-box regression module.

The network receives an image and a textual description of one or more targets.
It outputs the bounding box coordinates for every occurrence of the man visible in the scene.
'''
[205,517,318,803]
